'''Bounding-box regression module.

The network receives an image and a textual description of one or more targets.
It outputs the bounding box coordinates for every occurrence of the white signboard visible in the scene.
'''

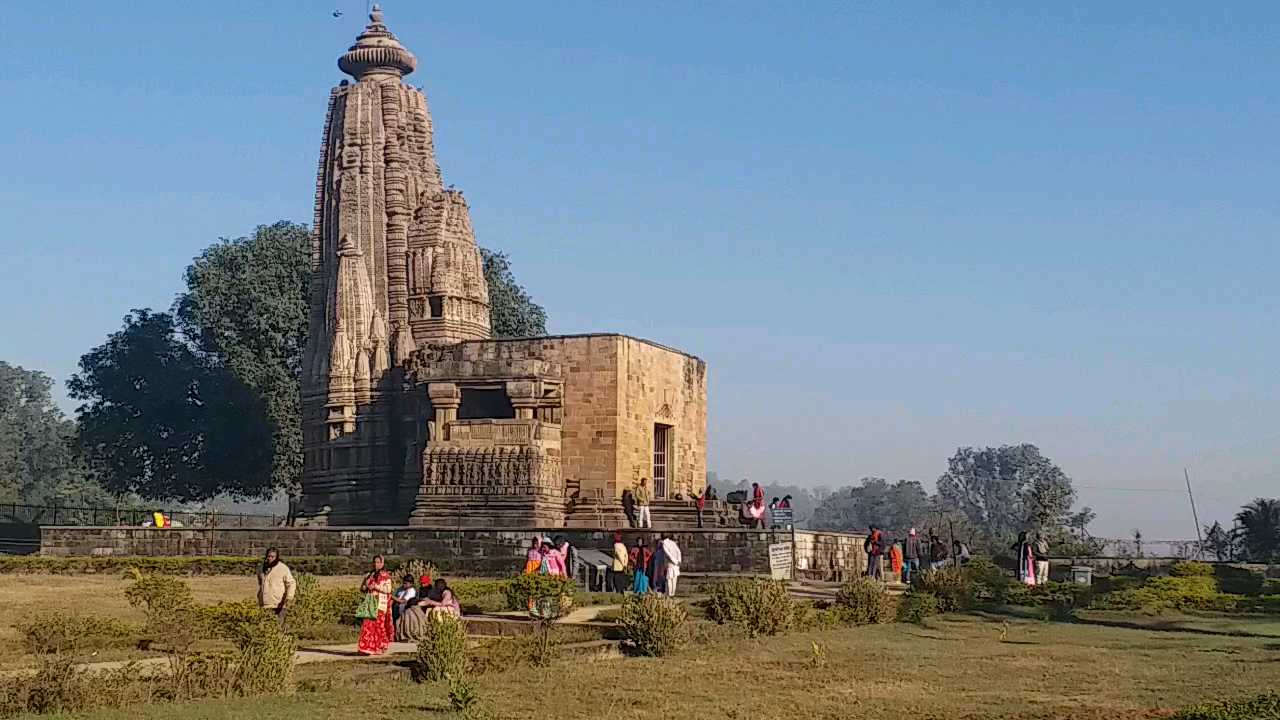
[768,542,794,580]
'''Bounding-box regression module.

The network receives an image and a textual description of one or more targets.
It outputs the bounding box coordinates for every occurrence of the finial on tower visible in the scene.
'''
[338,3,417,81]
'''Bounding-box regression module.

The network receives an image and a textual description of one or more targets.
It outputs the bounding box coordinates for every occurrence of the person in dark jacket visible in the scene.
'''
[621,489,638,528]
[903,528,922,584]
[928,531,950,570]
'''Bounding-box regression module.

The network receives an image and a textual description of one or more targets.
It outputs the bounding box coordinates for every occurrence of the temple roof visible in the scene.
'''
[338,4,417,80]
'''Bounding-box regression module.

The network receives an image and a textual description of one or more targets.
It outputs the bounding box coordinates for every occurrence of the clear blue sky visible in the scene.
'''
[2,1,1276,539]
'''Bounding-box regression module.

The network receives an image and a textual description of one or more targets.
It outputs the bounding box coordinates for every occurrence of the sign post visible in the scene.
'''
[768,541,794,580]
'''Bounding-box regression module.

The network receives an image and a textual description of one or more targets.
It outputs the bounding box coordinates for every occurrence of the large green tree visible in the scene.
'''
[176,221,311,499]
[483,248,548,338]
[809,477,931,533]
[71,222,547,504]
[68,310,274,501]
[935,444,1078,551]
[1235,498,1280,562]
[0,361,112,507]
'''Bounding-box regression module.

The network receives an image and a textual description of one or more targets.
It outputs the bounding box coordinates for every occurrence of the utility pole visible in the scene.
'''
[1185,468,1205,560]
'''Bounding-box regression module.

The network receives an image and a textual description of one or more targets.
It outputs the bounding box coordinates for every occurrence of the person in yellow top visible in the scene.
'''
[634,478,653,528]
[610,531,629,593]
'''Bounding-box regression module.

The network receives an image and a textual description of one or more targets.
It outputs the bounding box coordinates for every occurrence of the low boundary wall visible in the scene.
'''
[40,526,868,579]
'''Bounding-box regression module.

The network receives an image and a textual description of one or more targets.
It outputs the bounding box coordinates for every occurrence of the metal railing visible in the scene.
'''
[0,503,283,528]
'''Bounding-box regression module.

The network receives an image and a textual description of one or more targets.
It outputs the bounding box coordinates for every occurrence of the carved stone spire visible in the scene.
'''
[338,4,417,81]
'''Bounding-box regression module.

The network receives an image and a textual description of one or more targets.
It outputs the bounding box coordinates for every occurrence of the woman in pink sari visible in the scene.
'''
[357,555,395,655]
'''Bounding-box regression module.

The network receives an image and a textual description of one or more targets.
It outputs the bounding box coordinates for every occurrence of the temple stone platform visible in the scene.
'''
[40,526,868,579]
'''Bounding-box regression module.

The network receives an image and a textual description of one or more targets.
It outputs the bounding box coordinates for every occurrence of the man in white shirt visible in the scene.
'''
[660,535,682,597]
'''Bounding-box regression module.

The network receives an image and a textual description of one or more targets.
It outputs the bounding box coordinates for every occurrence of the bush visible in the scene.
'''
[834,577,897,625]
[912,567,974,612]
[201,601,273,644]
[705,578,798,637]
[0,656,164,716]
[17,612,138,655]
[394,559,440,584]
[1096,575,1234,614]
[231,620,297,696]
[124,570,205,651]
[619,594,690,657]
[1170,561,1215,577]
[502,574,575,613]
[452,579,511,615]
[1213,565,1265,595]
[414,614,468,682]
[961,557,1011,603]
[287,574,361,634]
[1171,692,1280,719]
[896,591,940,624]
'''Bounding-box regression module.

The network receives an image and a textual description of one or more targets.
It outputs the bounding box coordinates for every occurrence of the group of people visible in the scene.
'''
[621,478,655,528]
[613,532,683,597]
[861,527,1056,585]
[523,536,575,577]
[1012,531,1053,586]
[253,548,462,657]
[862,527,971,583]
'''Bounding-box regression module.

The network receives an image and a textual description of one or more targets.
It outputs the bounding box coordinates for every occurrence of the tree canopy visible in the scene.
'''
[68,310,274,501]
[936,444,1078,550]
[0,361,112,507]
[177,221,311,498]
[1235,498,1280,562]
[483,248,548,338]
[69,222,548,504]
[809,478,930,533]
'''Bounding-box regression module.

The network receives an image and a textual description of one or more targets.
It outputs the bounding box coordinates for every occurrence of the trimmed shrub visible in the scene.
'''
[1213,565,1265,596]
[502,574,575,613]
[414,614,468,682]
[912,567,974,612]
[1171,692,1280,719]
[1093,575,1242,614]
[1170,561,1215,577]
[17,612,138,655]
[704,578,797,637]
[619,593,690,657]
[834,577,897,625]
[452,579,511,614]
[896,591,940,624]
[961,557,1012,603]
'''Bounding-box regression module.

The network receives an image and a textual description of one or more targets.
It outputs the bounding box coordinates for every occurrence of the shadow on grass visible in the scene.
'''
[972,607,1280,640]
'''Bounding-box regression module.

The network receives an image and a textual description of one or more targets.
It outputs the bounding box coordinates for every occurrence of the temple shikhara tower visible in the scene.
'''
[299,7,708,527]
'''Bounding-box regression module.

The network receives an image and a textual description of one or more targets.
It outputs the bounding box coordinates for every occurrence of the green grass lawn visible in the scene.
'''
[26,612,1280,720]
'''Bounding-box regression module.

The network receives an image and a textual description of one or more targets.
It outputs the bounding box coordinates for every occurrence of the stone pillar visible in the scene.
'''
[506,380,538,420]
[427,382,460,441]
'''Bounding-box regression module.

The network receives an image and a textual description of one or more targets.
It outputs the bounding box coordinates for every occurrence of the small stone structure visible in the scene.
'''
[299,6,707,527]
[40,527,868,580]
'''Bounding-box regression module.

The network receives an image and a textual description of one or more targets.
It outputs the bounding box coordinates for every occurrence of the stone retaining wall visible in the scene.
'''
[40,526,866,578]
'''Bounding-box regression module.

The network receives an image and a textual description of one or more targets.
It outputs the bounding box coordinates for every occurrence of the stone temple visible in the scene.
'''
[297,7,708,528]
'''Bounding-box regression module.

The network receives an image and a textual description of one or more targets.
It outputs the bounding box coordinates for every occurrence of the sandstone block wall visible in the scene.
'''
[40,527,862,578]
[615,337,707,500]
[438,335,707,504]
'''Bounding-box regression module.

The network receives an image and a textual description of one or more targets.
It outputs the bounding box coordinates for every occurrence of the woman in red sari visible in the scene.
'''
[357,555,395,655]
